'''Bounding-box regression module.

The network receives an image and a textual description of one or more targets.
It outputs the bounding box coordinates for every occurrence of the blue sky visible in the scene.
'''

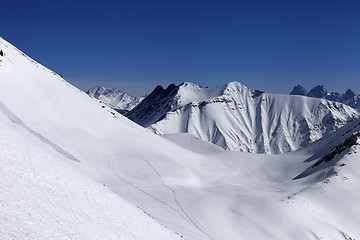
[2,0,360,96]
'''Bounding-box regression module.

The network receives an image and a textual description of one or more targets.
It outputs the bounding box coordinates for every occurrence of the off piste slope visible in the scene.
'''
[0,36,246,240]
[1,37,360,240]
[87,86,144,114]
[127,82,359,154]
[0,103,180,240]
[294,117,360,181]
[0,37,183,239]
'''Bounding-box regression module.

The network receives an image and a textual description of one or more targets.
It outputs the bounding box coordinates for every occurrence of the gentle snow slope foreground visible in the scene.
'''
[0,104,180,240]
[127,82,359,154]
[1,37,360,240]
[0,38,180,240]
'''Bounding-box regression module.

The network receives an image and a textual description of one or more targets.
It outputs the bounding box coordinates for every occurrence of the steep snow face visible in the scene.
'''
[294,117,360,181]
[87,86,144,113]
[125,84,179,127]
[139,82,359,154]
[2,37,360,240]
[126,82,226,127]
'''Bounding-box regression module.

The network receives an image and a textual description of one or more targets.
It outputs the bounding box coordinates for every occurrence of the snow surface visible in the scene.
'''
[0,98,179,240]
[0,37,180,240]
[1,37,360,240]
[162,133,225,154]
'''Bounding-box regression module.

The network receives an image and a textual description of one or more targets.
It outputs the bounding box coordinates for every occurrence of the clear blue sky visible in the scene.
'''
[2,0,360,96]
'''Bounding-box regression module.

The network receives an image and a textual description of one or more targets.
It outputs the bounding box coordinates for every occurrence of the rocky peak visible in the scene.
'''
[326,92,341,102]
[290,85,307,96]
[307,85,328,98]
[341,89,356,102]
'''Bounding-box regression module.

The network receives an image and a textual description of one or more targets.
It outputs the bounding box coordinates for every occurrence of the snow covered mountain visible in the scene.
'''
[127,82,359,154]
[87,86,144,114]
[1,37,360,240]
[290,85,360,109]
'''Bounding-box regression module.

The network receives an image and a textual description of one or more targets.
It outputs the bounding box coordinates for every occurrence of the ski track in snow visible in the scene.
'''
[229,208,261,240]
[107,156,215,240]
[0,100,80,162]
[141,158,215,240]
[261,167,288,193]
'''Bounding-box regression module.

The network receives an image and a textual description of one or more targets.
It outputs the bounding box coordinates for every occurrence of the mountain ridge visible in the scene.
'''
[290,84,360,109]
[127,81,359,154]
[87,86,144,114]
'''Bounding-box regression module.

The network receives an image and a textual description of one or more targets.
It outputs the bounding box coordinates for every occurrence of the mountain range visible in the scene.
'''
[1,37,360,240]
[87,86,144,114]
[126,82,359,154]
[291,85,360,109]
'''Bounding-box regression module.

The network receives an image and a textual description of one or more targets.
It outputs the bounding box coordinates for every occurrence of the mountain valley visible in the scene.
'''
[1,37,360,240]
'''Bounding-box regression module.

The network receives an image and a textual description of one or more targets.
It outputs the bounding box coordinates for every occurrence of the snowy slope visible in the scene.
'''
[87,86,144,114]
[0,105,180,240]
[129,82,359,153]
[1,37,360,240]
[126,82,225,127]
[0,37,182,240]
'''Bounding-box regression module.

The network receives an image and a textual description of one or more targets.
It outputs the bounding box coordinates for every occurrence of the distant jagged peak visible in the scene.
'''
[326,91,341,101]
[87,86,144,112]
[307,85,328,98]
[87,86,134,98]
[341,88,356,101]
[290,84,359,109]
[290,85,307,96]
